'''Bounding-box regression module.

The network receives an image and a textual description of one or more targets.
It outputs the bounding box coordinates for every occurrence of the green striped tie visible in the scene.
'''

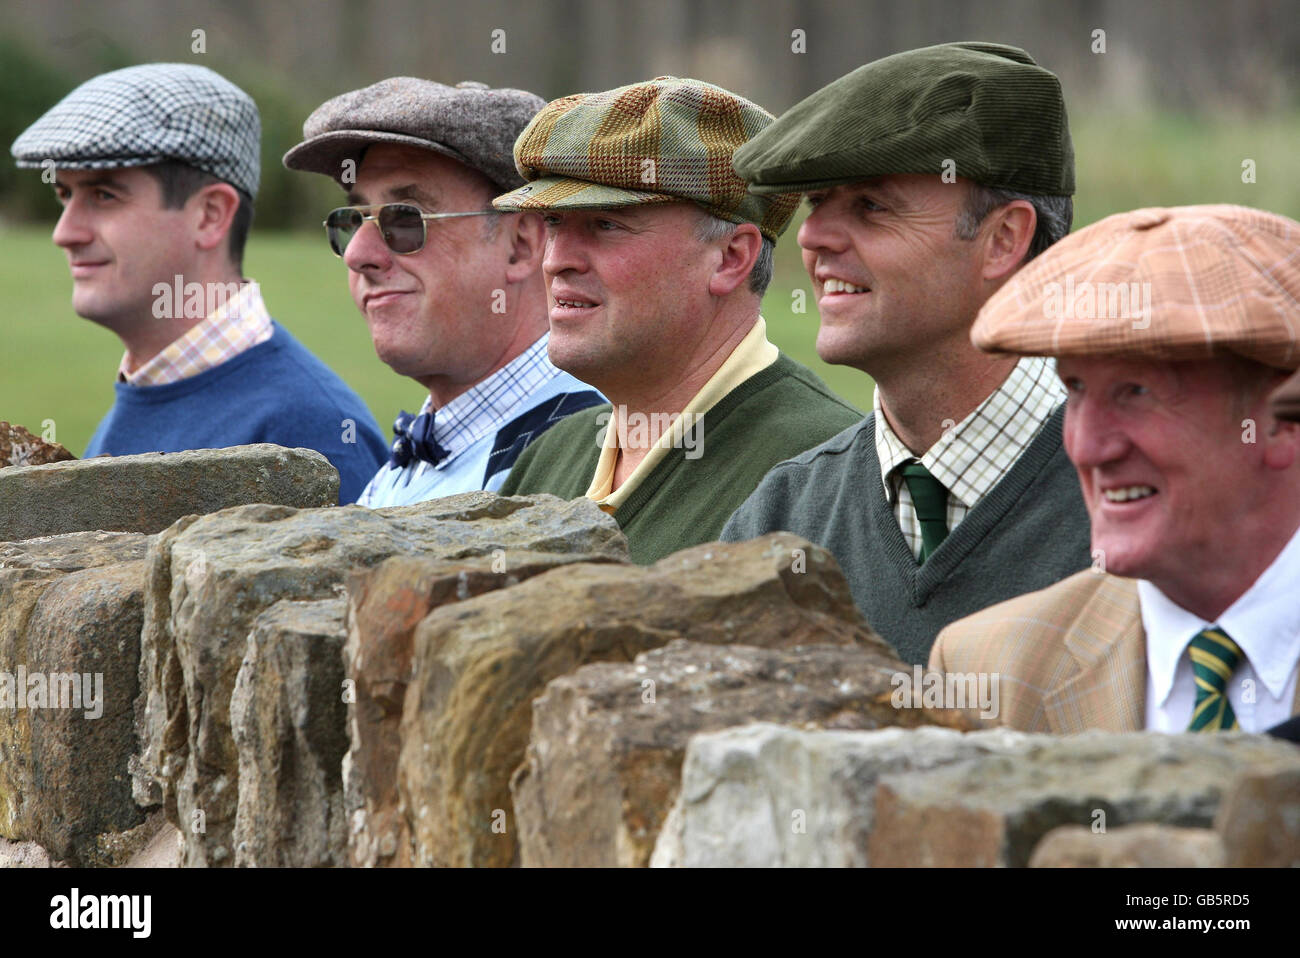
[899,461,949,563]
[1186,627,1243,732]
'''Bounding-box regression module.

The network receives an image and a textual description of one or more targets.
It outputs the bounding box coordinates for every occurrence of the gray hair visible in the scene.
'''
[953,184,1073,261]
[693,212,775,297]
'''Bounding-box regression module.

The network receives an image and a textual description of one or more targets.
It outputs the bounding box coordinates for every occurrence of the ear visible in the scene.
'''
[707,222,762,297]
[503,211,545,284]
[191,182,241,259]
[980,199,1037,282]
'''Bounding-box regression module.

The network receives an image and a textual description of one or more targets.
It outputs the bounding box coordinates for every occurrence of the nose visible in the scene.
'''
[1063,392,1131,470]
[52,199,93,250]
[342,217,394,274]
[542,222,587,280]
[796,200,848,257]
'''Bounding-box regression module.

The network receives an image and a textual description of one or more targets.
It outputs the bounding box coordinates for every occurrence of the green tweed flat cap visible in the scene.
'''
[492,77,798,241]
[733,41,1074,197]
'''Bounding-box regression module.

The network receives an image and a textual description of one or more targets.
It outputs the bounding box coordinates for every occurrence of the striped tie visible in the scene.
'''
[1186,627,1243,732]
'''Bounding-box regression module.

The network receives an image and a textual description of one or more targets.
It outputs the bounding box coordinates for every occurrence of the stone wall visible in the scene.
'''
[2,440,1297,869]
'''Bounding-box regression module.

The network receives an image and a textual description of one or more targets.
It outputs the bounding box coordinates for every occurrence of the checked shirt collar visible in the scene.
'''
[874,354,1066,558]
[388,333,560,472]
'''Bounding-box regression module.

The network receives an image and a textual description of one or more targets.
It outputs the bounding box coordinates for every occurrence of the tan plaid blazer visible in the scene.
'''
[930,569,1300,733]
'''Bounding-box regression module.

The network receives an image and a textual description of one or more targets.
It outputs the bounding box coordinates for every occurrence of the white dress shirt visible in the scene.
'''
[1141,523,1300,732]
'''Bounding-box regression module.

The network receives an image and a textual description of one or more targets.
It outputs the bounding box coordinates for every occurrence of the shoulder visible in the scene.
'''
[498,402,608,495]
[931,570,1138,669]
[745,353,863,420]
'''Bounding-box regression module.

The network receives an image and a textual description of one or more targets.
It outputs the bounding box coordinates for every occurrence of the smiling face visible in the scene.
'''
[52,168,197,331]
[539,202,718,396]
[343,144,519,387]
[1059,355,1277,589]
[797,175,990,375]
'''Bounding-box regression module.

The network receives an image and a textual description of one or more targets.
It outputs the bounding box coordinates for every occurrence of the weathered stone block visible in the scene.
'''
[1216,764,1300,867]
[230,598,350,867]
[1,422,74,468]
[869,732,1300,867]
[397,533,886,868]
[1028,823,1224,867]
[344,549,626,868]
[0,531,150,865]
[652,723,1032,867]
[513,639,978,867]
[136,492,625,866]
[0,443,339,541]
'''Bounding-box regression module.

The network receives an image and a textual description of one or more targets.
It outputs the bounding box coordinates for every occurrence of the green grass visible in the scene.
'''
[5,108,1298,454]
[0,224,870,455]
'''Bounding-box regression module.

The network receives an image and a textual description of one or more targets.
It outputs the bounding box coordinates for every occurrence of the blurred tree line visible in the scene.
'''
[1,0,1296,228]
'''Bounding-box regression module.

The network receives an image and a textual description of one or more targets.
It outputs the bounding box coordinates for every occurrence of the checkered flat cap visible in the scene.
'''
[492,76,798,241]
[284,78,544,193]
[11,63,260,197]
[972,205,1300,369]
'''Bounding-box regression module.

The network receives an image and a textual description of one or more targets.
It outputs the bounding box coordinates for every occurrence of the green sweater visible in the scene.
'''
[721,407,1093,664]
[499,353,862,564]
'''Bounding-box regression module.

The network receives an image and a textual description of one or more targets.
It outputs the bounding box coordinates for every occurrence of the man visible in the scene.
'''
[931,205,1300,734]
[11,63,386,504]
[721,43,1091,664]
[495,77,862,563]
[283,78,605,506]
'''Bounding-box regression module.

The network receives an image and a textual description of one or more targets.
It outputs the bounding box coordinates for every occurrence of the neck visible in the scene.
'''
[874,344,1017,454]
[604,312,756,490]
[1152,512,1300,621]
[420,301,549,410]
[119,264,247,373]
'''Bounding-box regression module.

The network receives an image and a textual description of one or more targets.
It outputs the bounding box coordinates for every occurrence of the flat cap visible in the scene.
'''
[1272,366,1300,422]
[971,205,1300,369]
[11,63,260,198]
[283,78,544,193]
[492,76,798,241]
[733,41,1074,197]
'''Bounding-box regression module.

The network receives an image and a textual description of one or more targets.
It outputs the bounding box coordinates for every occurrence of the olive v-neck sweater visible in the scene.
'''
[499,352,863,564]
[721,406,1092,664]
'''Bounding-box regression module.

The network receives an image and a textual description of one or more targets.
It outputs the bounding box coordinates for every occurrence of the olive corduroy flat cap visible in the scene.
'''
[283,78,545,193]
[971,205,1300,370]
[492,77,799,241]
[11,63,261,198]
[733,41,1074,197]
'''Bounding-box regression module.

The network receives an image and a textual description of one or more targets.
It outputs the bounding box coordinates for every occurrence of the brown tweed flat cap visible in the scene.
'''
[972,205,1300,370]
[283,77,544,192]
[492,77,798,241]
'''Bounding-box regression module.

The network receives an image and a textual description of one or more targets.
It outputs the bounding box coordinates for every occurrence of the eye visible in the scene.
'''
[595,218,622,231]
[805,192,826,209]
[1062,376,1084,395]
[93,188,117,202]
[541,214,561,227]
[858,196,885,213]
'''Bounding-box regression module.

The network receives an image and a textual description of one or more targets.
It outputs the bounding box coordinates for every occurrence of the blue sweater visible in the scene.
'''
[84,322,387,504]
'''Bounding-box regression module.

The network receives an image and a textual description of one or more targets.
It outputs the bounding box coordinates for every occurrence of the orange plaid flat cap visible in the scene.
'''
[492,77,798,241]
[972,205,1300,369]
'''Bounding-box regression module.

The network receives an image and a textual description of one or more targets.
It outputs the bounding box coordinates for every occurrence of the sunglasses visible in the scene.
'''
[323,203,499,257]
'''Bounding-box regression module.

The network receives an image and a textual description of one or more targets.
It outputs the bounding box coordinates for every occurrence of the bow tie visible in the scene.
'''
[387,408,450,469]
